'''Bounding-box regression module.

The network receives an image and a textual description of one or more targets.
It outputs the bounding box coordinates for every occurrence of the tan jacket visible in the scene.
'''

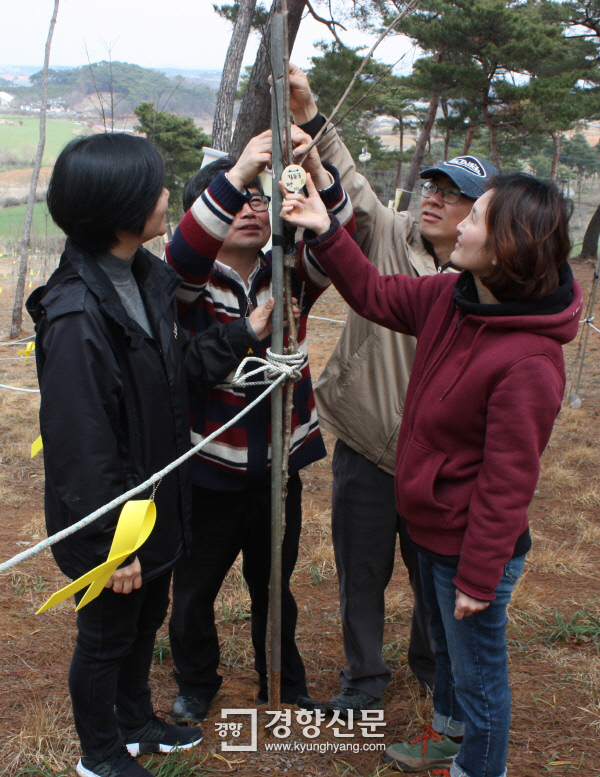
[314,126,439,475]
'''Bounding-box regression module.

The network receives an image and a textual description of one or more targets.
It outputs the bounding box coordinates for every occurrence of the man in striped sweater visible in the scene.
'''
[166,129,354,721]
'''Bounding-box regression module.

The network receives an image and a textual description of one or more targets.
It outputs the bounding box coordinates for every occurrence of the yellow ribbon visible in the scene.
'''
[31,436,43,458]
[18,342,35,358]
[37,499,156,614]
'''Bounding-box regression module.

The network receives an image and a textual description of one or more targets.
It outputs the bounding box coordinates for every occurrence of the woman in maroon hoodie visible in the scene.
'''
[281,173,582,777]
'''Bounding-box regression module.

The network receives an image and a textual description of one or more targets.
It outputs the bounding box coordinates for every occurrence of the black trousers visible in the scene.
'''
[332,439,436,698]
[69,570,171,760]
[169,473,307,702]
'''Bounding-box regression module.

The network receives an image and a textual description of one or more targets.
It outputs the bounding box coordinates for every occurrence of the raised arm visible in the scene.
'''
[166,131,273,309]
[281,175,432,337]
[289,63,414,269]
[284,127,356,308]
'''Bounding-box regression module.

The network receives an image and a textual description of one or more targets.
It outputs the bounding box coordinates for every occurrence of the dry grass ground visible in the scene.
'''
[0,252,599,776]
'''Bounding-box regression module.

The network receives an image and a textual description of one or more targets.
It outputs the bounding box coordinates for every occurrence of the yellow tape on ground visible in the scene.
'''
[31,436,43,458]
[36,500,156,614]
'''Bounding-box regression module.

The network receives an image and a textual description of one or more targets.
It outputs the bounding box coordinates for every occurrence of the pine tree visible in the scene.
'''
[134,104,211,219]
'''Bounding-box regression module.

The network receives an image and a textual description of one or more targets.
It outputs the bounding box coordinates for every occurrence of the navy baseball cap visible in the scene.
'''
[420,155,497,200]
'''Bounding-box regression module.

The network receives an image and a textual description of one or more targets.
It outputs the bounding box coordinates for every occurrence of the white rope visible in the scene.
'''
[308,314,346,325]
[217,348,304,388]
[0,340,305,395]
[0,349,301,575]
[0,383,40,393]
[582,316,600,335]
[0,335,35,347]
[0,356,36,361]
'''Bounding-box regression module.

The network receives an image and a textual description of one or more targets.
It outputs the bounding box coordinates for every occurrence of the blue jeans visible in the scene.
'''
[419,553,526,777]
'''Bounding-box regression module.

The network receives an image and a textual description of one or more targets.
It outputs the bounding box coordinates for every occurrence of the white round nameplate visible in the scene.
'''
[281,164,307,193]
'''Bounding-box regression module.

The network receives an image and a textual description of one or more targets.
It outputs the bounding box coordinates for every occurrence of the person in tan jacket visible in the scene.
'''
[288,63,497,715]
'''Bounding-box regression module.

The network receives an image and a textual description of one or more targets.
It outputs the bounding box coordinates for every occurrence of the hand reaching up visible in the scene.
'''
[288,63,319,125]
[228,130,272,191]
[289,125,331,191]
[280,173,331,236]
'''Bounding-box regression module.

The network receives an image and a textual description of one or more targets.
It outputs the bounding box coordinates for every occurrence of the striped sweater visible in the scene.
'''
[166,164,354,490]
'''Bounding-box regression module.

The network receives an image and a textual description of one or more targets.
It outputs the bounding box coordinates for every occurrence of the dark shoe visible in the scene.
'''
[256,693,326,711]
[77,748,154,777]
[122,715,202,757]
[171,694,210,724]
[326,688,382,716]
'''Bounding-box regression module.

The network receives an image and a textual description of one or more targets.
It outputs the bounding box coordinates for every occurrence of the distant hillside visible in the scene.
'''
[158,68,222,91]
[4,61,218,118]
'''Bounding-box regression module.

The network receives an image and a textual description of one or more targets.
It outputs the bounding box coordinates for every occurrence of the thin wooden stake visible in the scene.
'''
[281,0,300,480]
[567,255,600,403]
[267,10,286,711]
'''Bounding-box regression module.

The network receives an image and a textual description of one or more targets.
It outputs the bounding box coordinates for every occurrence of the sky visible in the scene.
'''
[1,0,417,76]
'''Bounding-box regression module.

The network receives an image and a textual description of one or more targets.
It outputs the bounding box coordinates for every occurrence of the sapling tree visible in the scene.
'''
[11,0,60,339]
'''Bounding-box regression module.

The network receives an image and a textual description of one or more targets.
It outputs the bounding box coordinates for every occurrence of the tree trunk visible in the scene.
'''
[212,0,257,152]
[10,0,60,339]
[582,202,600,258]
[230,0,305,157]
[397,91,439,212]
[550,131,561,181]
[482,101,501,171]
[462,126,475,154]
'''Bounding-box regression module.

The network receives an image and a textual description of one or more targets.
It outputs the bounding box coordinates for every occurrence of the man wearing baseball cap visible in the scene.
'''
[288,63,497,719]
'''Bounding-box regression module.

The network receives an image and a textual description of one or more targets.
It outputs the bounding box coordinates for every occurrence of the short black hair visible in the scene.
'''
[182,155,263,212]
[47,132,165,254]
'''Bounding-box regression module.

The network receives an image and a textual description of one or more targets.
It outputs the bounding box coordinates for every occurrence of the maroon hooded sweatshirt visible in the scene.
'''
[307,221,582,600]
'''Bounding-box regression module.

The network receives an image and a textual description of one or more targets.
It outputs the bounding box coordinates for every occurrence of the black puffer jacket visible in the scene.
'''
[27,238,255,580]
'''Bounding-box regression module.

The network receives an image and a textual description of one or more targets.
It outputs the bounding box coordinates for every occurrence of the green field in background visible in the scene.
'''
[0,114,84,166]
[0,202,63,241]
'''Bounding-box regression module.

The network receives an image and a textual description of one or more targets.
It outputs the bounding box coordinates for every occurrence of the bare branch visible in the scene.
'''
[322,53,409,132]
[85,44,108,131]
[305,1,346,46]
[156,77,184,113]
[298,0,419,165]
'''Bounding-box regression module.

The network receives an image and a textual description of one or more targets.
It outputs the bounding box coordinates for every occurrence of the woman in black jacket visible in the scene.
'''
[27,133,274,777]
